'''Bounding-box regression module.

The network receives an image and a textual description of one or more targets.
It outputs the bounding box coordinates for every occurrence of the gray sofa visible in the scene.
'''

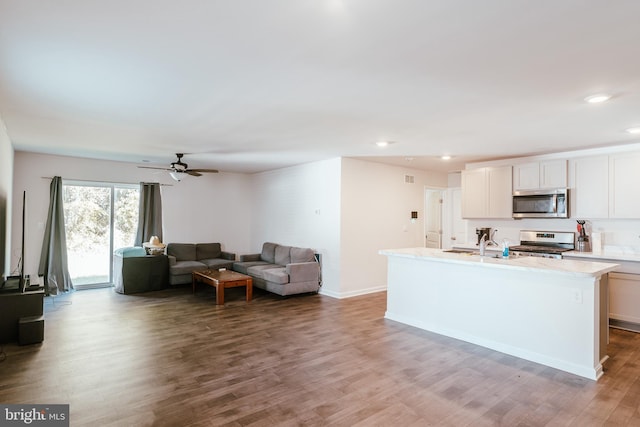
[233,242,321,296]
[167,243,236,285]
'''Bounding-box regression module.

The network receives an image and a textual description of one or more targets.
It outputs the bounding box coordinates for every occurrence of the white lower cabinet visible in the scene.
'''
[609,272,640,324]
[564,257,640,331]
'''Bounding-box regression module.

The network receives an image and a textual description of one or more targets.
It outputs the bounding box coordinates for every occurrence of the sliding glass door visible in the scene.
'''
[63,182,139,288]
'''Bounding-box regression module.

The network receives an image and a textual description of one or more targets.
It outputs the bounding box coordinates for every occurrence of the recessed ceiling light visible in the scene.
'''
[584,94,611,104]
[441,155,452,160]
[376,141,390,147]
[626,127,640,134]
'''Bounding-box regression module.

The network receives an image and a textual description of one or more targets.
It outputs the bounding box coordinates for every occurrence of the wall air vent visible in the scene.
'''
[404,175,415,184]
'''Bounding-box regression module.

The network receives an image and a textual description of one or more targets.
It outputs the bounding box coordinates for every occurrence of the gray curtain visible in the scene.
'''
[38,176,73,295]
[135,182,163,246]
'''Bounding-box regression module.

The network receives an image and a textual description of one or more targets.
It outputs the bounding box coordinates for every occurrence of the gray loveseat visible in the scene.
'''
[167,243,236,285]
[232,242,321,296]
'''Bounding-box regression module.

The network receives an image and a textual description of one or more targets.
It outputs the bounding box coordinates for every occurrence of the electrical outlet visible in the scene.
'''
[572,289,583,304]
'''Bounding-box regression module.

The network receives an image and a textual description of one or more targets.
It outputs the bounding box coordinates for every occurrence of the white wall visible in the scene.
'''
[340,158,447,297]
[12,152,252,279]
[10,152,450,297]
[0,115,13,277]
[250,158,342,296]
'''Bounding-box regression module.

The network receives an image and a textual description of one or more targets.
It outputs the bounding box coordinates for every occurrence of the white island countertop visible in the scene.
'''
[380,246,618,380]
[379,247,619,278]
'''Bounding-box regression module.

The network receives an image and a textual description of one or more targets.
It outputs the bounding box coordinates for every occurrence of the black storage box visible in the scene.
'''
[18,315,44,345]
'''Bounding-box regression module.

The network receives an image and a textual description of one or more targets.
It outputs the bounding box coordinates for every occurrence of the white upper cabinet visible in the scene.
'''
[488,166,513,217]
[572,155,609,218]
[462,166,512,219]
[609,152,640,218]
[461,168,487,218]
[513,160,567,190]
[513,162,539,190]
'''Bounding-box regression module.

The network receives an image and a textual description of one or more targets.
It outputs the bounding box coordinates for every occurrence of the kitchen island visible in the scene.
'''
[379,248,619,380]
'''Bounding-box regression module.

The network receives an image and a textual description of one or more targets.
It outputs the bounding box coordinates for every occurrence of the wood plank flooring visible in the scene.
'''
[1,286,640,426]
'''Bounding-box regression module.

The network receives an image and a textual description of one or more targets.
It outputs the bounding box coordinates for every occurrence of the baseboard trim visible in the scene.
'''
[609,319,640,333]
[319,286,386,299]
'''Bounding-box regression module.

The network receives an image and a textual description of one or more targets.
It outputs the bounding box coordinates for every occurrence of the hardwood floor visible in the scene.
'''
[1,286,640,426]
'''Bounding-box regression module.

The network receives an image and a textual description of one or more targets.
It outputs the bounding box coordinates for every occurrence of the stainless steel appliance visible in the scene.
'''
[512,188,569,219]
[510,230,575,259]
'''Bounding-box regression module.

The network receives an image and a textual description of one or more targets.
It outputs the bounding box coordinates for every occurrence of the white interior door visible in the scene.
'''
[450,188,467,246]
[424,189,443,248]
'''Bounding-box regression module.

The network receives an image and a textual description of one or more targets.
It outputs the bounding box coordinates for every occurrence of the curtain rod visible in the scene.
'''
[41,177,173,186]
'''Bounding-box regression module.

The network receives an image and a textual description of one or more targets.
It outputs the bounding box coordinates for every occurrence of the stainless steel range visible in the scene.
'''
[510,230,575,259]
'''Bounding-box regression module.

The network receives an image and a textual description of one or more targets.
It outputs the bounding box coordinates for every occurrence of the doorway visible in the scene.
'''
[424,188,444,248]
[62,182,139,288]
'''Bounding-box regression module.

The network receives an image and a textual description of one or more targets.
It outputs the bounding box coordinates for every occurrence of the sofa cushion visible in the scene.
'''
[261,267,289,285]
[247,264,281,279]
[167,243,196,262]
[233,261,270,275]
[170,260,206,276]
[261,242,278,263]
[196,243,222,260]
[201,258,234,270]
[291,247,316,263]
[275,245,291,266]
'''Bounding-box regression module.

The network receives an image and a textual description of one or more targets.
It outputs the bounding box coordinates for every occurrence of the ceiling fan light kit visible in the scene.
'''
[169,171,185,182]
[138,153,219,181]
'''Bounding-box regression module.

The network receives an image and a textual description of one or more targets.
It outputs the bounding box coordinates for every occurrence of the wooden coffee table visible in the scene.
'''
[192,269,253,305]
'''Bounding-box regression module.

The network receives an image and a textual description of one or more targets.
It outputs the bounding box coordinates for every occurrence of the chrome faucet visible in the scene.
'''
[479,233,487,256]
[489,229,499,246]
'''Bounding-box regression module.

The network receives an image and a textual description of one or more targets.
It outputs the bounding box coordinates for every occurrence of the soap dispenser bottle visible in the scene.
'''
[502,239,510,258]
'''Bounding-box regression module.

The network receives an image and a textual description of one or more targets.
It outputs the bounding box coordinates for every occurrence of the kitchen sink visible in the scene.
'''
[443,249,502,259]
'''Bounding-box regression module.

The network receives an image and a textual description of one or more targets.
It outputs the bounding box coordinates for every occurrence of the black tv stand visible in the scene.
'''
[0,289,44,343]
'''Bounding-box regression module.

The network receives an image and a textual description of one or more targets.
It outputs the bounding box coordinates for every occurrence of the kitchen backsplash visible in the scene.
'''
[466,218,640,253]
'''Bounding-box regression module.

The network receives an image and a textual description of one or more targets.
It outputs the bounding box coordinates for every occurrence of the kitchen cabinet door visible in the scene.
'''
[488,166,513,217]
[513,160,566,190]
[461,166,512,218]
[540,160,567,188]
[609,272,640,324]
[461,169,487,218]
[572,155,609,218]
[609,152,640,218]
[513,162,539,190]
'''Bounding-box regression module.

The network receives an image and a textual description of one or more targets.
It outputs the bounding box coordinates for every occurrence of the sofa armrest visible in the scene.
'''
[239,253,261,262]
[286,262,320,283]
[221,251,236,261]
[168,255,177,266]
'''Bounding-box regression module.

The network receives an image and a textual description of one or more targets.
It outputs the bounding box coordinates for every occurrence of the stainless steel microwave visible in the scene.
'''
[512,188,569,219]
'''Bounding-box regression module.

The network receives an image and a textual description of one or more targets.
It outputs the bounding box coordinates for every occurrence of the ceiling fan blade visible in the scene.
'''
[189,168,219,174]
[138,166,173,171]
[186,170,202,177]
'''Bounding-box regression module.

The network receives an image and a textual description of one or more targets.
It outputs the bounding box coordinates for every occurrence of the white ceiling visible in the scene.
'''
[1,1,639,174]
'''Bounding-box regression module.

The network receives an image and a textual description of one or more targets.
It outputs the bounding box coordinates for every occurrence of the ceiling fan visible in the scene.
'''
[138,153,219,181]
